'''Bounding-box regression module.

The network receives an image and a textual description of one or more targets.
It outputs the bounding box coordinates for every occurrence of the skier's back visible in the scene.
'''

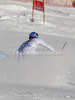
[16,32,56,55]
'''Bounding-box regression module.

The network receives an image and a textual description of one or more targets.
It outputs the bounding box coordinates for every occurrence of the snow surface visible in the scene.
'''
[0,0,75,99]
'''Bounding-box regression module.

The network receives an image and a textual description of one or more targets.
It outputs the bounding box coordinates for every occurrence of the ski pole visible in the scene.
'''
[61,41,67,51]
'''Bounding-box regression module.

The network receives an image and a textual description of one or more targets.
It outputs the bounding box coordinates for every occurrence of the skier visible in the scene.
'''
[16,32,56,55]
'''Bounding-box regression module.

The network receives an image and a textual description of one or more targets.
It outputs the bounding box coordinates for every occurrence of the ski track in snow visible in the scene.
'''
[0,0,75,100]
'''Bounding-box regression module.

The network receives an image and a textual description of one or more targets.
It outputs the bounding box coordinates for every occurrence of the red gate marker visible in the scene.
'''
[32,0,45,25]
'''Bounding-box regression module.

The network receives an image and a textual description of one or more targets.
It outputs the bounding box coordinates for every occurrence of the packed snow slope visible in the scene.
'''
[0,0,75,88]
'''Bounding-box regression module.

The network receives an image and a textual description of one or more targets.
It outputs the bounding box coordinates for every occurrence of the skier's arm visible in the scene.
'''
[18,42,26,52]
[39,39,56,53]
[46,44,56,53]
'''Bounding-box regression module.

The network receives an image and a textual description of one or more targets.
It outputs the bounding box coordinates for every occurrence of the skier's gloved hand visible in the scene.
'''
[55,51,62,56]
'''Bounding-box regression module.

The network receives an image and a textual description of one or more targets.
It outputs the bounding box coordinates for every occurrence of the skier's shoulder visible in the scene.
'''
[32,38,44,43]
[37,38,45,44]
[22,40,29,45]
